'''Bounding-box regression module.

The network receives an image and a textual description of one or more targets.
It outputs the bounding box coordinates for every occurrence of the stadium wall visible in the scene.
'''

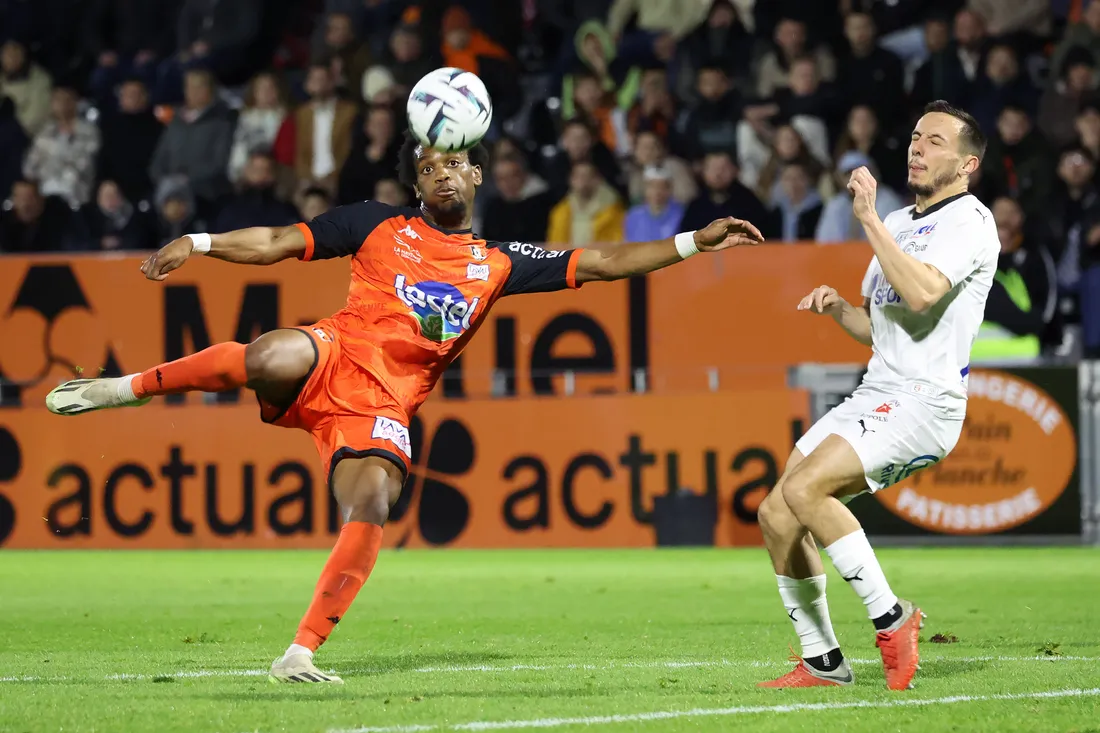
[0,249,1093,548]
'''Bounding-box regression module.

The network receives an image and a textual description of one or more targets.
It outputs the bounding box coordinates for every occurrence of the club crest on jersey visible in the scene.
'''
[874,400,900,414]
[394,274,479,342]
[913,223,938,237]
[470,245,487,261]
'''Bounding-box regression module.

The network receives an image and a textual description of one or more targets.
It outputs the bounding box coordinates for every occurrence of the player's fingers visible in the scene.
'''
[797,293,814,310]
[732,218,764,242]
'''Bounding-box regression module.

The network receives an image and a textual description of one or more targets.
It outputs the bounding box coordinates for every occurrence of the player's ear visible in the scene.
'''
[472,165,483,186]
[414,185,421,200]
[961,154,980,177]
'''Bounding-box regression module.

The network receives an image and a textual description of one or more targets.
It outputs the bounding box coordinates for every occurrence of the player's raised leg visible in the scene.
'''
[45,329,314,415]
[757,449,851,688]
[781,436,923,691]
[269,455,403,684]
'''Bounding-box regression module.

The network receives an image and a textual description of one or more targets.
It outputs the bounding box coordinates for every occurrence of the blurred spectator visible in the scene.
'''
[674,0,753,100]
[84,0,177,107]
[383,22,435,95]
[544,119,623,197]
[966,0,1052,42]
[0,179,81,252]
[149,69,234,210]
[969,44,1039,136]
[159,0,264,102]
[1075,103,1100,183]
[624,165,684,242]
[338,104,399,205]
[816,152,904,243]
[754,124,829,208]
[1038,48,1100,150]
[229,73,288,184]
[361,65,398,106]
[622,67,676,147]
[627,130,696,205]
[80,179,157,251]
[681,150,770,234]
[440,5,510,76]
[298,186,332,221]
[754,18,836,99]
[569,71,625,156]
[972,196,1060,363]
[832,105,905,194]
[214,151,299,233]
[292,63,357,190]
[0,96,29,199]
[952,9,988,84]
[770,161,823,241]
[0,40,52,136]
[315,11,372,99]
[374,178,410,208]
[97,79,163,203]
[606,0,710,66]
[546,160,624,246]
[561,21,641,133]
[836,12,904,130]
[910,15,972,112]
[772,56,836,159]
[982,105,1054,219]
[23,86,101,207]
[154,176,207,246]
[1048,145,1100,292]
[482,153,554,244]
[673,64,740,160]
[1049,0,1100,85]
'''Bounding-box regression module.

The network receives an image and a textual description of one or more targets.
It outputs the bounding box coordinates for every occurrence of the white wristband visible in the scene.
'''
[674,231,699,259]
[187,232,212,254]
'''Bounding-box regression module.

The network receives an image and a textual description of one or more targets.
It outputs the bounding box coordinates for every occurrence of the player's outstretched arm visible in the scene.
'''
[797,286,872,346]
[573,217,763,283]
[848,167,951,312]
[140,226,306,281]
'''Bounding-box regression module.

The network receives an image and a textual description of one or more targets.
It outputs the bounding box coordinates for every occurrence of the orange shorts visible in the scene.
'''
[258,319,413,484]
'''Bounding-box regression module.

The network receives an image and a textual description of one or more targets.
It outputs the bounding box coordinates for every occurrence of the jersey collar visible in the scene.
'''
[909,191,971,220]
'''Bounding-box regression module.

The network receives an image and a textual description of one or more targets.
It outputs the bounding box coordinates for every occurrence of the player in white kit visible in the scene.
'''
[756,101,999,691]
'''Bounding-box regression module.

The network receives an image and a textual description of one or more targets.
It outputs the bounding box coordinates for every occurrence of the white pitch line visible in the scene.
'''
[407,655,1097,674]
[329,687,1100,733]
[0,655,1093,685]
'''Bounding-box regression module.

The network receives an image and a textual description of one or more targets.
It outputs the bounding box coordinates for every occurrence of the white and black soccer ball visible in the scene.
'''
[406,67,493,152]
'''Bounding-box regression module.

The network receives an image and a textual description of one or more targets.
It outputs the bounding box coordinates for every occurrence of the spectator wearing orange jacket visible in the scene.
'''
[440,5,520,120]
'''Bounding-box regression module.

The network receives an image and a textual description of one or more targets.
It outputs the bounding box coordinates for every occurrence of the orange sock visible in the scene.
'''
[293,522,384,651]
[131,342,248,398]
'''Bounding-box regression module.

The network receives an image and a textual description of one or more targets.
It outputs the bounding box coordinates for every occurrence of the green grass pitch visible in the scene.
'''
[1,548,1099,732]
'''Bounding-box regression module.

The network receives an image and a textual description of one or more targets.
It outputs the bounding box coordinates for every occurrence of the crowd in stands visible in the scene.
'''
[0,0,1097,357]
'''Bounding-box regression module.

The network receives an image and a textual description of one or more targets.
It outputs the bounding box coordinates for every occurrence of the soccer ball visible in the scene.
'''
[406,67,493,152]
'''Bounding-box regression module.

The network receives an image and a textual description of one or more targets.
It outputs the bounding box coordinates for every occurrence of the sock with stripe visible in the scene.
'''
[290,522,384,653]
[776,574,843,671]
[824,529,900,629]
[131,342,248,398]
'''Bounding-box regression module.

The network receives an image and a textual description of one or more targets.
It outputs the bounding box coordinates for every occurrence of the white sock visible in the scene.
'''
[776,575,840,658]
[284,643,313,659]
[116,373,140,403]
[824,529,898,621]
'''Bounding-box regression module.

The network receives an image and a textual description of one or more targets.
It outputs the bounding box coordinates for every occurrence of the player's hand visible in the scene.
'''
[847,166,878,223]
[797,285,845,315]
[140,237,193,281]
[694,217,765,251]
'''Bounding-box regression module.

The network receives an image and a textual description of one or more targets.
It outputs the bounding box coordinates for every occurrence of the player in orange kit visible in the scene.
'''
[46,135,764,683]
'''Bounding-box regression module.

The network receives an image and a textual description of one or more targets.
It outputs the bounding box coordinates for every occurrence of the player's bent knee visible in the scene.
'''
[779,473,816,518]
[245,330,314,384]
[332,456,405,525]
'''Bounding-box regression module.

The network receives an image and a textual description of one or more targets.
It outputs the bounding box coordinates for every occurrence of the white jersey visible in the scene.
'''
[859,192,1000,419]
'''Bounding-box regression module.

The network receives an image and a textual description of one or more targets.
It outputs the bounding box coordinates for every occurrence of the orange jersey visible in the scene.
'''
[294,201,584,419]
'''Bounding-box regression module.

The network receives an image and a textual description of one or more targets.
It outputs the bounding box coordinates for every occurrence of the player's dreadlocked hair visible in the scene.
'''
[397,131,491,189]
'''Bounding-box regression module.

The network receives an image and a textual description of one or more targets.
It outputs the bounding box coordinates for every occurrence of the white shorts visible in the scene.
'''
[794,387,963,495]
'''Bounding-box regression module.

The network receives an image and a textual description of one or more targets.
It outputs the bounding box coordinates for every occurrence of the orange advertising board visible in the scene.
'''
[0,244,873,407]
[0,390,808,549]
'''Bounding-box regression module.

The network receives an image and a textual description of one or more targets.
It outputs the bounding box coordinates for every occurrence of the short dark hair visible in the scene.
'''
[923,100,987,162]
[396,131,490,188]
[302,186,332,202]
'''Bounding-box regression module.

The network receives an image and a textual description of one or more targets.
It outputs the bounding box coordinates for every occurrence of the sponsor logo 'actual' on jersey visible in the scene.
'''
[508,242,568,260]
[393,274,480,342]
